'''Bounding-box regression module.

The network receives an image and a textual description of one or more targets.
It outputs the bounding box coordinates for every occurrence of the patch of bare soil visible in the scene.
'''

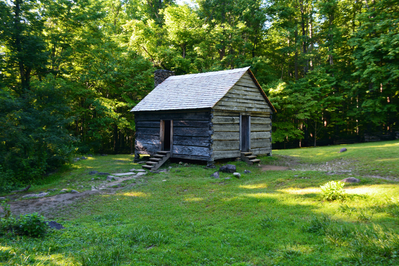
[261,165,289,171]
[0,172,150,217]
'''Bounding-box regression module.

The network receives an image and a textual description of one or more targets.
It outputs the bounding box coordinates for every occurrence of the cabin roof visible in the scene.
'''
[131,66,275,113]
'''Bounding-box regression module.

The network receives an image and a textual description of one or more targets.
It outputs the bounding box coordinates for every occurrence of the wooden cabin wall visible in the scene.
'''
[211,110,241,160]
[250,114,272,156]
[212,72,273,159]
[135,110,212,161]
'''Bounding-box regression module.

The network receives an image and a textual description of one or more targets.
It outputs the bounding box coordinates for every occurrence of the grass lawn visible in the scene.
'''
[1,140,399,265]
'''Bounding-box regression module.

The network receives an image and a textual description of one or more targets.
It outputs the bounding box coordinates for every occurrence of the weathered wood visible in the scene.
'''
[251,147,272,155]
[172,145,211,158]
[251,124,272,132]
[214,105,270,113]
[213,110,240,117]
[212,131,239,141]
[251,117,272,124]
[220,96,269,106]
[135,139,161,146]
[213,124,239,132]
[251,139,271,149]
[135,110,211,121]
[215,100,270,110]
[135,121,160,128]
[171,154,211,161]
[213,140,240,150]
[250,132,271,139]
[213,150,241,160]
[136,127,160,136]
[212,116,240,124]
[174,121,210,128]
[236,79,258,88]
[174,127,211,137]
[173,136,211,147]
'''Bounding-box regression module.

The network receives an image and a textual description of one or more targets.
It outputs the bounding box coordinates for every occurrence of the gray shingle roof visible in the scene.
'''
[131,67,251,112]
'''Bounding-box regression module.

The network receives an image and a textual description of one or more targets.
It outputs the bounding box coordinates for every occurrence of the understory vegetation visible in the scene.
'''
[0,140,398,265]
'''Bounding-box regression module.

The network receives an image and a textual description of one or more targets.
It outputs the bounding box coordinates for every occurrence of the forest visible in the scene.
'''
[0,0,398,189]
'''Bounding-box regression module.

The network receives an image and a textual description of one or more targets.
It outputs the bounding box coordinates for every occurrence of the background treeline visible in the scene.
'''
[0,0,398,188]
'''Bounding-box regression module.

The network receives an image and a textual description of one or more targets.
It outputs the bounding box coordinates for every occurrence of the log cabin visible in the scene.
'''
[131,67,276,170]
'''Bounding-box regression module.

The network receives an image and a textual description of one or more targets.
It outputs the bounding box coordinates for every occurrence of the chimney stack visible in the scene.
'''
[154,69,174,88]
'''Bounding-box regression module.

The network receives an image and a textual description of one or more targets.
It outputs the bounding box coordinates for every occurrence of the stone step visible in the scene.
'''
[142,165,153,169]
[146,161,158,165]
[250,159,261,163]
[247,156,257,159]
[241,152,252,156]
[150,157,161,161]
[157,151,170,154]
[154,154,164,158]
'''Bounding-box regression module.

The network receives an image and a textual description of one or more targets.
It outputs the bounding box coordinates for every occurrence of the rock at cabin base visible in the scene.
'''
[219,164,236,173]
[341,177,360,183]
[339,148,347,153]
[244,170,251,174]
[211,171,220,179]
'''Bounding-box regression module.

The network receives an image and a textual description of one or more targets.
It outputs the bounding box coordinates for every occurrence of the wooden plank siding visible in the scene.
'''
[135,110,213,160]
[211,72,272,159]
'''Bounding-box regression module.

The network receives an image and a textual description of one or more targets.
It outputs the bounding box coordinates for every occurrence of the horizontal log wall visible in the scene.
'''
[250,115,272,156]
[212,110,240,160]
[135,110,212,160]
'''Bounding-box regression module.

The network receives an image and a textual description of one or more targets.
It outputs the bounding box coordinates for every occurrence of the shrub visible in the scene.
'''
[15,213,48,237]
[320,181,346,201]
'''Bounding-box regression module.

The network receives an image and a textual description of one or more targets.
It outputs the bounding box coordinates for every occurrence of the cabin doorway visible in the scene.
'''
[160,120,173,151]
[240,115,250,152]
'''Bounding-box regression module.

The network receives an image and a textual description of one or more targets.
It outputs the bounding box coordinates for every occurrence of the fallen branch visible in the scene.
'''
[11,185,31,194]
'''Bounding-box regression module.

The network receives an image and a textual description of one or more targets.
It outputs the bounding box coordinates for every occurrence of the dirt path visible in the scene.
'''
[0,171,150,217]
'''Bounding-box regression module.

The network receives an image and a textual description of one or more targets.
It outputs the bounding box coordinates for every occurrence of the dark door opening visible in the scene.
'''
[161,120,172,151]
[241,115,250,152]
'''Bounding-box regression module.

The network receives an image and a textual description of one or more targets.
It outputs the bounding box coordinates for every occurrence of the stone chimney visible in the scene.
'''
[154,69,174,88]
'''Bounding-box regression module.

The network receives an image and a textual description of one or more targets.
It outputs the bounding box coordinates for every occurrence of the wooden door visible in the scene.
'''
[160,120,173,151]
[240,115,250,152]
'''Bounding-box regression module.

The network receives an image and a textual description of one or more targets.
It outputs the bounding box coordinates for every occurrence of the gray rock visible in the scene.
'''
[0,197,6,201]
[107,175,120,181]
[219,164,236,173]
[136,172,146,176]
[211,171,220,179]
[98,172,110,176]
[339,148,347,153]
[129,169,137,172]
[47,221,64,230]
[244,170,251,174]
[341,177,360,183]
[225,177,231,180]
[113,172,135,176]
[60,189,69,193]
[136,169,146,172]
[70,190,79,193]
[233,172,241,178]
[22,192,49,199]
[89,171,99,175]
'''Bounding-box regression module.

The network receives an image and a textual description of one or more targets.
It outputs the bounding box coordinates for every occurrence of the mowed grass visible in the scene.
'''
[1,140,399,265]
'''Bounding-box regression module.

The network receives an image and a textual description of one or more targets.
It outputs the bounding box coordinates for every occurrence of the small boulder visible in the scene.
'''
[219,164,236,173]
[136,169,146,172]
[89,171,99,175]
[60,189,69,193]
[98,172,110,176]
[233,172,241,178]
[47,221,64,230]
[339,148,347,153]
[244,170,251,174]
[211,171,220,179]
[225,177,231,180]
[0,197,6,201]
[341,177,360,183]
[70,190,79,193]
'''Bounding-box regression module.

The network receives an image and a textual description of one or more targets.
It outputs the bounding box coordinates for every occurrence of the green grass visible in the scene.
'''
[1,140,399,265]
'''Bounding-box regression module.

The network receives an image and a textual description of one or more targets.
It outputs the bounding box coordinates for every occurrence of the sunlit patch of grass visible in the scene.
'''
[121,191,150,197]
[184,197,204,202]
[239,183,268,189]
[279,187,320,195]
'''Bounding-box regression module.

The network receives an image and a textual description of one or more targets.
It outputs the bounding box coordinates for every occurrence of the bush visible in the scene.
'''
[15,213,48,237]
[320,181,346,201]
[0,211,48,238]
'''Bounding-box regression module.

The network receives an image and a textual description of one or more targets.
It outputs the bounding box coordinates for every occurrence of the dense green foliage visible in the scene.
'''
[1,0,398,186]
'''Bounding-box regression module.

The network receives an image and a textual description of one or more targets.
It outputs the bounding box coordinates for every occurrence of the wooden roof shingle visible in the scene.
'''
[131,66,275,113]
